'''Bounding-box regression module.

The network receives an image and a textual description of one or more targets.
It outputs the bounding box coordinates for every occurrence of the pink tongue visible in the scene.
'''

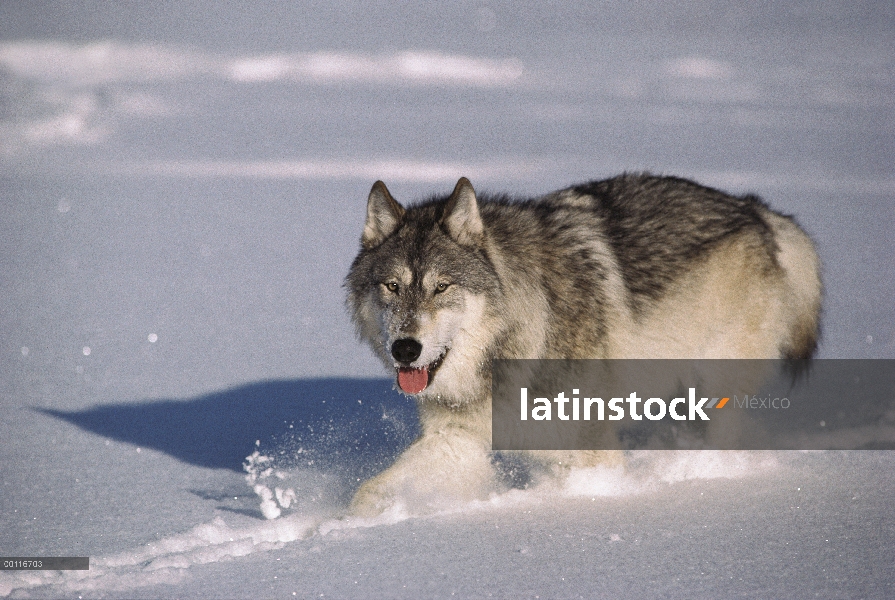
[398,367,429,394]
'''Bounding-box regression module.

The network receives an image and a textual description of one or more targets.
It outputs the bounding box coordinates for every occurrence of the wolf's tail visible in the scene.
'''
[762,210,823,359]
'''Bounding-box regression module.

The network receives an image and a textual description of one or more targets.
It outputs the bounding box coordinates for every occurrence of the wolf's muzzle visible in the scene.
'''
[391,338,423,364]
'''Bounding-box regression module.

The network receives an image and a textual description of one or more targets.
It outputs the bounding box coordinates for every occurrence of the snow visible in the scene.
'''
[1,1,893,598]
[228,51,524,86]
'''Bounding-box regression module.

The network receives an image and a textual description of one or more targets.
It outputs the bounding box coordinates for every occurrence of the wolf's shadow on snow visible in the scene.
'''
[38,378,420,478]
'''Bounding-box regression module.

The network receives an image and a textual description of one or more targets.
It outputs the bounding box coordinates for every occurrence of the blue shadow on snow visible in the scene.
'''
[38,378,420,474]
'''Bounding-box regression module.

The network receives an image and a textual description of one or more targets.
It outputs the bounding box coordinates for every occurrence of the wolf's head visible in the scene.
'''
[345,178,501,401]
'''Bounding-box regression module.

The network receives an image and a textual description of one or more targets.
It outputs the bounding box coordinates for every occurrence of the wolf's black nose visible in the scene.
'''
[391,338,422,363]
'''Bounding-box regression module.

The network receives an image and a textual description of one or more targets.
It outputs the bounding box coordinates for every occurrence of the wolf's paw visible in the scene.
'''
[348,477,398,518]
[347,433,497,517]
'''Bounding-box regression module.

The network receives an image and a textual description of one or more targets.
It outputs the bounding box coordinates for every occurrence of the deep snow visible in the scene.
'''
[1,1,894,598]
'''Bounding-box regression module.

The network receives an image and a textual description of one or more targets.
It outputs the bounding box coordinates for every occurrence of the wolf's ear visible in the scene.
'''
[442,177,484,246]
[362,181,405,248]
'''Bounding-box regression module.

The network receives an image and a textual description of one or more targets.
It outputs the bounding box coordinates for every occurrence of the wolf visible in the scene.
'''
[345,173,821,515]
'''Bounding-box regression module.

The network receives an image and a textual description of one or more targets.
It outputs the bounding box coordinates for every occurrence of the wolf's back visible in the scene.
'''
[477,173,821,360]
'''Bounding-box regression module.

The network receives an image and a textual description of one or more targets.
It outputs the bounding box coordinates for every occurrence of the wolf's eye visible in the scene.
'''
[384,282,400,293]
[434,282,450,294]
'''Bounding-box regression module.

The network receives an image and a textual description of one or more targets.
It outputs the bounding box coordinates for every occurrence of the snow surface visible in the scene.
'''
[1,1,894,598]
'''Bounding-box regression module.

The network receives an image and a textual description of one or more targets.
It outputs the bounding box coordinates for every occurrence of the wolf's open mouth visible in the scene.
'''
[396,351,447,394]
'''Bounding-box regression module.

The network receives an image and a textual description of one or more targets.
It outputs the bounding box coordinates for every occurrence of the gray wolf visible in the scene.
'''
[345,174,821,515]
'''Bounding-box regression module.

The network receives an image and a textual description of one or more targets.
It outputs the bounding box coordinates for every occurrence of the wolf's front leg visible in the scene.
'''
[349,430,496,517]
